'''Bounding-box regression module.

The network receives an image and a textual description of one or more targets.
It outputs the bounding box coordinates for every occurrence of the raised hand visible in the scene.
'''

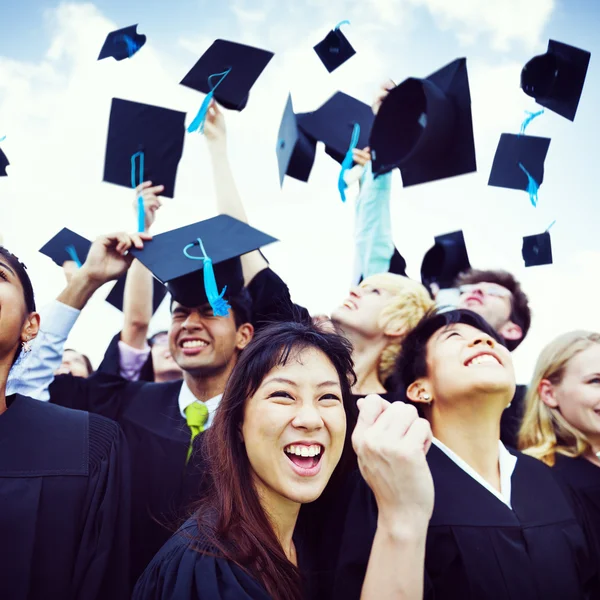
[134,181,164,232]
[204,100,227,149]
[352,147,372,167]
[372,79,396,116]
[352,394,434,528]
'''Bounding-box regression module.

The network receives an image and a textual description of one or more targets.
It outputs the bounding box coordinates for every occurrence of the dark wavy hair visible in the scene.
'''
[194,321,356,600]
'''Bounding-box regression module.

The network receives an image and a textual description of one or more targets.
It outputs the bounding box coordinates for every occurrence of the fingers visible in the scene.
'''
[100,232,150,255]
[135,181,164,198]
[367,401,420,440]
[352,147,371,166]
[403,417,433,454]
[352,395,391,453]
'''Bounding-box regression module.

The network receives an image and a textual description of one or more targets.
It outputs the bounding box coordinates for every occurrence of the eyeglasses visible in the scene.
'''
[458,284,512,299]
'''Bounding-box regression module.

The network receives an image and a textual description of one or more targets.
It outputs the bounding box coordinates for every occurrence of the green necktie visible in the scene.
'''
[185,402,209,462]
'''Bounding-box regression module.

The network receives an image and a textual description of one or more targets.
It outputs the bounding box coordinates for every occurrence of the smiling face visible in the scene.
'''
[548,344,600,445]
[457,282,518,336]
[168,301,251,377]
[415,322,515,408]
[241,347,347,507]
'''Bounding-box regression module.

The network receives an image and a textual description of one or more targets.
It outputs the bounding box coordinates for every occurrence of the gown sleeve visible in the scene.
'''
[96,331,154,382]
[72,414,132,600]
[133,525,272,600]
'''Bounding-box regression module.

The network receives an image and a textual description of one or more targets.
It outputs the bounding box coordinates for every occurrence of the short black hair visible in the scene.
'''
[394,308,506,392]
[0,246,36,313]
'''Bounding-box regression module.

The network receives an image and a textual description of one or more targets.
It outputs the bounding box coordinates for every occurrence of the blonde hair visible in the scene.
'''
[360,273,433,383]
[518,330,600,466]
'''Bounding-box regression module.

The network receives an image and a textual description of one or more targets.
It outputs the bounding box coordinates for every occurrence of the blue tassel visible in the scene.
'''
[519,109,544,135]
[65,245,82,268]
[131,151,145,232]
[182,238,231,317]
[338,123,361,202]
[0,135,5,142]
[518,162,539,207]
[334,20,351,30]
[546,219,556,232]
[188,68,232,135]
[121,34,140,58]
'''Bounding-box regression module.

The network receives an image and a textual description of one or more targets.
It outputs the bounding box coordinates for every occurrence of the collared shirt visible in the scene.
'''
[432,437,518,508]
[178,380,222,430]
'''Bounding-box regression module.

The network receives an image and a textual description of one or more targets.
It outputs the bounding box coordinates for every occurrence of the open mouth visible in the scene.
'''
[465,353,501,367]
[284,444,324,471]
[341,299,357,310]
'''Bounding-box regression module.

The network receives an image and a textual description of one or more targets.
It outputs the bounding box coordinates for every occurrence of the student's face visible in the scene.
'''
[457,282,513,332]
[150,333,182,380]
[331,282,394,337]
[424,323,515,404]
[55,350,91,378]
[242,347,347,507]
[551,345,600,442]
[169,302,251,376]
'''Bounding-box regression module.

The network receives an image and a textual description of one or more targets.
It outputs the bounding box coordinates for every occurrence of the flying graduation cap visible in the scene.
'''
[276,95,317,186]
[129,215,278,313]
[488,133,551,207]
[522,230,553,267]
[0,147,8,177]
[103,98,186,199]
[98,24,147,61]
[420,230,471,292]
[105,274,168,314]
[521,39,591,122]
[369,58,476,186]
[313,20,356,73]
[180,39,274,134]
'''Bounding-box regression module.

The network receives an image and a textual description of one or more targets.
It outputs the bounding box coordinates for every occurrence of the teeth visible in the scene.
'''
[467,354,500,367]
[284,444,322,457]
[182,340,208,349]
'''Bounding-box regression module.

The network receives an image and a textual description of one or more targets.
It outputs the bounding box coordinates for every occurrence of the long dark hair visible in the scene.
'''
[195,321,356,600]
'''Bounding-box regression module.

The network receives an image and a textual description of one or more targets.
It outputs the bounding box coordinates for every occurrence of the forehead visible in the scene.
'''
[64,350,85,362]
[568,344,600,373]
[430,322,486,344]
[261,347,341,385]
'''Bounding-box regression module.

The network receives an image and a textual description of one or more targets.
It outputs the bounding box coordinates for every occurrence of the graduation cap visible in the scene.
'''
[276,95,317,186]
[103,98,186,199]
[420,230,471,291]
[521,39,591,122]
[369,57,477,186]
[522,230,553,267]
[129,215,278,312]
[180,39,274,133]
[488,133,551,207]
[0,147,8,177]
[97,24,146,61]
[313,21,356,73]
[39,228,91,267]
[105,275,168,315]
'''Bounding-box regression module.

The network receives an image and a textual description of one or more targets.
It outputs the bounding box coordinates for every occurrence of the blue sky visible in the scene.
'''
[1,0,599,381]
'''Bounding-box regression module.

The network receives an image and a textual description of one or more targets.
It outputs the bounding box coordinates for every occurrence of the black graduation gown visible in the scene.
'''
[47,373,206,586]
[0,395,130,600]
[333,446,597,600]
[553,455,600,590]
[500,384,527,449]
[133,517,317,600]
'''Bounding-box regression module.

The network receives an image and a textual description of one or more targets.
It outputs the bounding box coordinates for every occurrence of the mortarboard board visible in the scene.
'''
[98,24,146,61]
[103,98,186,199]
[420,230,471,290]
[369,57,476,185]
[313,21,356,73]
[276,95,317,186]
[488,133,551,206]
[298,92,373,164]
[0,147,8,176]
[129,215,278,311]
[105,275,168,315]
[522,231,553,267]
[39,228,91,267]
[521,39,591,122]
[180,39,274,113]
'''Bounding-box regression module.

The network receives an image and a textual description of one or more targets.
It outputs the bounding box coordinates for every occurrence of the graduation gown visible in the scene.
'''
[47,373,206,586]
[134,517,317,600]
[333,446,597,600]
[0,395,130,600]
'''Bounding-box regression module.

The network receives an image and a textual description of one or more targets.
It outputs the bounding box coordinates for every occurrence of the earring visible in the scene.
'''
[421,393,431,402]
[21,339,32,354]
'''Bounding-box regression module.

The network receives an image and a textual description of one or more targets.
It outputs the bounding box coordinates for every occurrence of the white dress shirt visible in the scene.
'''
[432,437,518,508]
[178,381,222,430]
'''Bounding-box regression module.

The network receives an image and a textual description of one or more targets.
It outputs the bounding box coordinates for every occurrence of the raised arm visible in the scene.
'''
[204,101,268,284]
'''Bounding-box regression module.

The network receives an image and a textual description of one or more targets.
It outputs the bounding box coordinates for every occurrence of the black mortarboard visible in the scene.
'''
[521,39,591,122]
[420,230,471,290]
[313,23,356,73]
[0,147,8,176]
[103,98,186,199]
[276,95,317,185]
[488,133,551,199]
[97,24,146,61]
[180,39,274,112]
[129,215,278,310]
[522,231,553,267]
[39,228,91,267]
[105,275,167,315]
[298,92,374,164]
[369,57,476,185]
